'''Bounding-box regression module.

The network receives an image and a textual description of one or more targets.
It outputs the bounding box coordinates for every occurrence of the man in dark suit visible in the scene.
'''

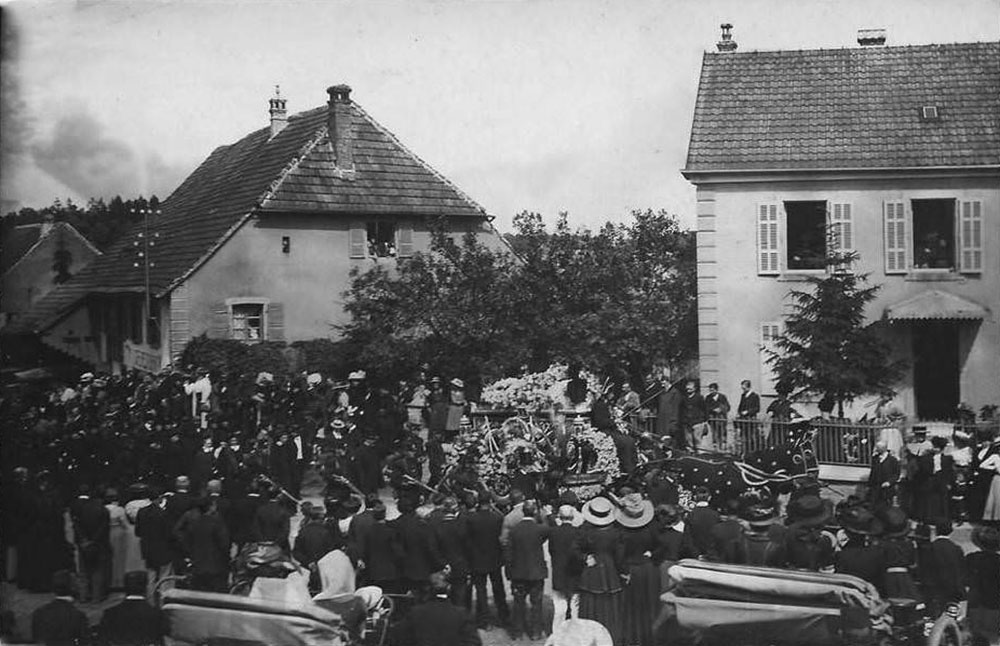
[868,440,901,510]
[135,487,174,598]
[434,497,471,609]
[678,380,708,451]
[735,379,761,441]
[506,500,550,640]
[187,497,231,592]
[98,570,167,645]
[31,570,90,646]
[394,502,445,599]
[70,484,111,603]
[254,490,292,550]
[917,522,966,616]
[394,573,482,646]
[916,436,954,525]
[683,487,720,558]
[548,505,582,634]
[293,504,338,582]
[705,382,731,451]
[466,492,508,629]
[360,503,403,594]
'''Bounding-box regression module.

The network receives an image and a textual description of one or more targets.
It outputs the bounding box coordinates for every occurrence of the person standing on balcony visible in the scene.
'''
[678,380,707,451]
[868,440,900,510]
[735,380,760,448]
[705,383,731,451]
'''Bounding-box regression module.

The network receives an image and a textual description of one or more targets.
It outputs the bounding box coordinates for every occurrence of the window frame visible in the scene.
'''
[226,297,269,342]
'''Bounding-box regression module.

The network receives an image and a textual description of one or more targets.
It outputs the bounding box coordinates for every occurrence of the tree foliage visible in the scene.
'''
[338,209,696,390]
[768,246,905,416]
[2,195,161,252]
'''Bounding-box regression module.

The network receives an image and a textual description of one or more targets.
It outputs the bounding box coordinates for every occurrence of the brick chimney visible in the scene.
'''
[857,28,887,47]
[268,85,288,139]
[716,23,737,52]
[327,84,354,170]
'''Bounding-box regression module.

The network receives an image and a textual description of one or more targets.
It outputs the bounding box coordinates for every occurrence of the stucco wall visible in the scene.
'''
[2,227,99,317]
[176,213,504,349]
[697,174,1000,417]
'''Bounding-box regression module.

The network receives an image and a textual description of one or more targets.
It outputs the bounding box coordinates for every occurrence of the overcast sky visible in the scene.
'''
[2,0,997,232]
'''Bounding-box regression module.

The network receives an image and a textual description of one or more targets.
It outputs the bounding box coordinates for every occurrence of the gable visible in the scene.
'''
[685,42,1000,173]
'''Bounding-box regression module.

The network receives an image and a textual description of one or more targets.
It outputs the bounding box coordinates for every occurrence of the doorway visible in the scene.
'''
[912,321,960,419]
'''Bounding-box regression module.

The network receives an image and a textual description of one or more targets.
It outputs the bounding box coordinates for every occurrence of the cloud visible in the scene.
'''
[31,107,188,202]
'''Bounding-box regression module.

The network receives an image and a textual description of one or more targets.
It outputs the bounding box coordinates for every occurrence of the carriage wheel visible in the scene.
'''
[926,615,963,646]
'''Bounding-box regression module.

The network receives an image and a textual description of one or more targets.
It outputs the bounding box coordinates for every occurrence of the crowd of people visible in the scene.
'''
[1,366,999,646]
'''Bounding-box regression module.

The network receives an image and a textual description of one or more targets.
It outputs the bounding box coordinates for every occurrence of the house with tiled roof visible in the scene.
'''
[20,85,504,372]
[1,219,100,325]
[683,28,999,420]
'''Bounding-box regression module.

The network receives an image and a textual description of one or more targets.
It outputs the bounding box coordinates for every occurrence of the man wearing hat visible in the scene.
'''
[739,494,786,567]
[965,525,1000,646]
[445,378,467,440]
[506,500,550,640]
[917,521,965,617]
[98,570,166,644]
[394,572,482,646]
[435,497,471,608]
[31,570,89,646]
[784,494,835,571]
[833,506,885,588]
[70,483,111,603]
[682,487,719,558]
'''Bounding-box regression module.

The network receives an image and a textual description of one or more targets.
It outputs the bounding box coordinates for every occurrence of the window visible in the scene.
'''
[883,199,982,274]
[367,222,397,258]
[912,199,956,270]
[785,201,827,270]
[231,303,264,341]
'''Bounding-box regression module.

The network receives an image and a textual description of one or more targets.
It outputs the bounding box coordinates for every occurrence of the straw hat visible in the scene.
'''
[615,493,654,528]
[348,370,366,380]
[581,496,616,527]
[450,378,465,389]
[972,525,1000,552]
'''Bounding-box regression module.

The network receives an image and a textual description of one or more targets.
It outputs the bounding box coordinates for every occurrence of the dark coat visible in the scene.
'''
[348,509,378,557]
[506,518,549,581]
[918,537,965,602]
[31,598,90,646]
[835,543,886,590]
[98,598,167,645]
[396,597,482,646]
[70,496,110,549]
[293,522,337,565]
[868,454,901,506]
[737,391,761,418]
[964,550,1000,609]
[465,508,504,574]
[363,521,404,582]
[434,515,471,577]
[548,523,582,593]
[165,491,194,527]
[394,514,444,582]
[135,503,173,568]
[683,506,720,557]
[227,493,263,545]
[187,512,230,575]
[254,500,291,546]
[679,392,708,427]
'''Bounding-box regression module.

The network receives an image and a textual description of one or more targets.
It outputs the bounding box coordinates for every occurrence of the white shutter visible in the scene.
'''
[757,203,780,275]
[883,201,907,274]
[831,203,854,253]
[958,200,983,273]
[397,223,414,258]
[759,321,783,396]
[349,223,367,259]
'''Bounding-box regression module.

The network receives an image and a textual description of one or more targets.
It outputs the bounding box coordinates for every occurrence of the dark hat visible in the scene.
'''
[972,525,1000,552]
[655,503,683,527]
[52,570,76,597]
[839,506,882,536]
[124,570,148,595]
[877,507,910,537]
[787,494,833,528]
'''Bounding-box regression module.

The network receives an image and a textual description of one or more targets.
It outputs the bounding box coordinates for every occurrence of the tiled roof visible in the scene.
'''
[16,95,488,333]
[1,225,43,275]
[684,42,1000,172]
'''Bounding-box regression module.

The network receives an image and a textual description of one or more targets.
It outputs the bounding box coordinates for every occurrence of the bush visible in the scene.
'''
[178,335,289,376]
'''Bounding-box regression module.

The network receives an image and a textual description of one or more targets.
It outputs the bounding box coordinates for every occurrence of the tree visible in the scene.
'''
[767,242,905,417]
[338,209,697,390]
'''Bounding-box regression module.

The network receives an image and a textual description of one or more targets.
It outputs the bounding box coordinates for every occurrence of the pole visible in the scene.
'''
[142,208,152,340]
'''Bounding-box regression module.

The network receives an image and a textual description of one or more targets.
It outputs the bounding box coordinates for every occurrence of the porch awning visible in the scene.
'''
[885,289,989,321]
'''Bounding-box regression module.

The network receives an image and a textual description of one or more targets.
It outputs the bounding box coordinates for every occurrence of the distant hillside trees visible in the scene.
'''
[2,195,161,252]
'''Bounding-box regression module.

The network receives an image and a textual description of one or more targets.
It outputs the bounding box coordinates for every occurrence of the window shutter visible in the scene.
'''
[958,200,983,273]
[349,223,366,259]
[210,302,230,339]
[831,202,854,253]
[267,302,284,342]
[883,201,907,274]
[759,321,783,396]
[397,223,414,258]
[757,203,780,275]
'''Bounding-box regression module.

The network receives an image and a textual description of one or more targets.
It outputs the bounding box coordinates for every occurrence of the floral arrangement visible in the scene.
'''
[446,422,549,496]
[562,425,622,501]
[480,364,604,411]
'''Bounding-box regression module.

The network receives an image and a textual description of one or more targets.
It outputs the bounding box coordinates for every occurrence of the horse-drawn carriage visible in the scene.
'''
[662,559,964,646]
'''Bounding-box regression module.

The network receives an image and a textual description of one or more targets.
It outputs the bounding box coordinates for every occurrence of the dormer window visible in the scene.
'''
[920,106,940,121]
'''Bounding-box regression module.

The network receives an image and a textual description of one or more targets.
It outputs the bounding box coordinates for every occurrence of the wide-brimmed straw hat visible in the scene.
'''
[615,493,654,528]
[787,494,833,528]
[581,496,616,527]
[972,525,1000,552]
[450,378,465,389]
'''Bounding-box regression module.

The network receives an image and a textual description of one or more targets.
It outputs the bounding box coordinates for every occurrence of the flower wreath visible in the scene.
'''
[563,426,622,501]
[447,425,548,496]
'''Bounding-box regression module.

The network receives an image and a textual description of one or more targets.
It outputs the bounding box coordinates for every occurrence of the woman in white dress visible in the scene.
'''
[979,439,1000,521]
[104,488,128,589]
[123,487,152,575]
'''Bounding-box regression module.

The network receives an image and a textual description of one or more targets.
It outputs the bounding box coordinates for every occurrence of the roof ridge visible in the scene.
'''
[704,40,999,56]
[351,102,487,216]
[258,124,330,205]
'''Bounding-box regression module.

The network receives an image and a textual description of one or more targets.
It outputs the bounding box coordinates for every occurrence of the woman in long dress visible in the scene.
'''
[979,441,1000,522]
[123,486,152,575]
[616,494,660,646]
[577,497,624,645]
[105,488,128,590]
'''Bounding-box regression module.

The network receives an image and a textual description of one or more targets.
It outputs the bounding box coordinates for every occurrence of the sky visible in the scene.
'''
[1,0,998,232]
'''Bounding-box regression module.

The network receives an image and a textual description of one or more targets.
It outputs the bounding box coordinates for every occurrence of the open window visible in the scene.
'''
[231,303,264,341]
[366,222,397,258]
[911,199,955,270]
[784,201,827,271]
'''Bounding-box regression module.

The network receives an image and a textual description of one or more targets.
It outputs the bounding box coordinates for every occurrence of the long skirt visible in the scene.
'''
[623,560,661,646]
[578,558,624,645]
[983,474,1000,521]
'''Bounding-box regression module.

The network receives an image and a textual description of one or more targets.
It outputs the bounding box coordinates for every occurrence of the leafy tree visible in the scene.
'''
[338,209,696,391]
[767,244,905,417]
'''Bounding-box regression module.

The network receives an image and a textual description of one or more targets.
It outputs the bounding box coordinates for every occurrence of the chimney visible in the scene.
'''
[327,84,354,170]
[268,85,288,139]
[857,28,887,47]
[716,23,737,52]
